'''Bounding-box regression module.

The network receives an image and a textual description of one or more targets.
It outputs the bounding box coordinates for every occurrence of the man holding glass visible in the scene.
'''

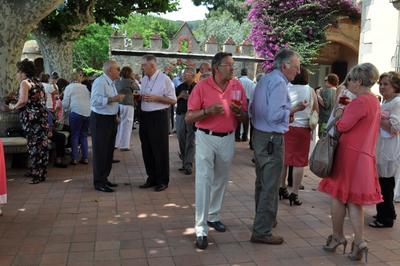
[186,52,248,249]
[250,48,306,244]
[138,54,177,192]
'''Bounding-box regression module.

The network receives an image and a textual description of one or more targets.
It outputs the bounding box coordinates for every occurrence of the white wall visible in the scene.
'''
[359,0,399,93]
[359,0,399,72]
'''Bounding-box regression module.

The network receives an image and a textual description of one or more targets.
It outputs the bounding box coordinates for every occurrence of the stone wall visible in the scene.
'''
[109,24,261,80]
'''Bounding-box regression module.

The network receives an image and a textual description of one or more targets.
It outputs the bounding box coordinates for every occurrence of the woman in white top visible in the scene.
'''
[370,71,400,228]
[280,66,318,206]
[40,73,59,112]
[62,71,91,164]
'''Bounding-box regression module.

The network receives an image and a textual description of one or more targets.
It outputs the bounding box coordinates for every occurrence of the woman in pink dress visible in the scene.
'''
[0,139,6,216]
[318,63,382,262]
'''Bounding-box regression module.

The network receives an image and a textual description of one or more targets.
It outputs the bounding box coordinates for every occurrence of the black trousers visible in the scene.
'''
[235,99,250,141]
[139,109,169,185]
[50,131,66,158]
[376,177,396,225]
[90,112,117,187]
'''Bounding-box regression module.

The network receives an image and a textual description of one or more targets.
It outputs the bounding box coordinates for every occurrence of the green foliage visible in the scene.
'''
[73,23,113,69]
[194,10,251,47]
[39,0,179,39]
[118,14,180,48]
[81,67,103,76]
[193,0,248,23]
[72,14,182,69]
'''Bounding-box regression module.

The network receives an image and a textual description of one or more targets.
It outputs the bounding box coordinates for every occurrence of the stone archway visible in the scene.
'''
[309,17,360,87]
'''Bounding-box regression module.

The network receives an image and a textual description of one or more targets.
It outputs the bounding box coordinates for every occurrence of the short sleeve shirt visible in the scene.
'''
[140,71,176,112]
[188,77,247,133]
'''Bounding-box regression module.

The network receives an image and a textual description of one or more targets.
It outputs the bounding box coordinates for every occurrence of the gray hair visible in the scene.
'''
[272,48,300,69]
[348,63,379,89]
[102,59,118,73]
[142,54,157,63]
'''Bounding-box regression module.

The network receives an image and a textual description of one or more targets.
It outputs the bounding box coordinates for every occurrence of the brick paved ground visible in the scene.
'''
[1,130,400,266]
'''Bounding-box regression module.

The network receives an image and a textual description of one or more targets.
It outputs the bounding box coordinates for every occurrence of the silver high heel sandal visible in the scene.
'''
[322,235,348,254]
[348,241,368,263]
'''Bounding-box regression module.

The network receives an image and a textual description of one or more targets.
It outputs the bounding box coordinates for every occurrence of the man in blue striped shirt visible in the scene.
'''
[250,48,307,245]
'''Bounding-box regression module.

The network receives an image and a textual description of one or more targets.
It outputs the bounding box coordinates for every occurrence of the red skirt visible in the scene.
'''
[0,140,6,204]
[284,126,311,167]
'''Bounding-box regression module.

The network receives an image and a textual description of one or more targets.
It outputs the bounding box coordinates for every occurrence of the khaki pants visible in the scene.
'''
[194,130,235,236]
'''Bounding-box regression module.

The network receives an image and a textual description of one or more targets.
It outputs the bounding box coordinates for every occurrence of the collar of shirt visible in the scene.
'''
[206,76,237,93]
[103,73,114,87]
[273,69,289,85]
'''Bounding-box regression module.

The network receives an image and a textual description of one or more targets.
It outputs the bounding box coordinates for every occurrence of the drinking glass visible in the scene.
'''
[231,90,242,106]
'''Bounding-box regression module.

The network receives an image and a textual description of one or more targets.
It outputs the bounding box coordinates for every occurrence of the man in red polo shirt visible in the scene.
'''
[186,52,248,249]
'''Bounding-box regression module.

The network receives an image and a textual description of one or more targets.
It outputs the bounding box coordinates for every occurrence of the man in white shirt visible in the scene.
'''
[138,55,177,192]
[90,60,125,193]
[236,68,255,142]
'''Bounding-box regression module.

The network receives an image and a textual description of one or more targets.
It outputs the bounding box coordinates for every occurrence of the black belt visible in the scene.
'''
[141,108,168,114]
[197,128,233,137]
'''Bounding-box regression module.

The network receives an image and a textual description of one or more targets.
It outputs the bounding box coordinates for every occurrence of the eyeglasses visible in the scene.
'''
[347,77,353,82]
[219,63,235,68]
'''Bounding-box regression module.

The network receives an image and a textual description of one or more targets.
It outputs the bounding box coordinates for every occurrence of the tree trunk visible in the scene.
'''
[34,30,74,81]
[33,1,96,82]
[0,0,63,97]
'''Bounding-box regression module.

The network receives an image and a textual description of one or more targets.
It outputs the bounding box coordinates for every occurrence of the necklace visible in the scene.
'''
[143,72,160,93]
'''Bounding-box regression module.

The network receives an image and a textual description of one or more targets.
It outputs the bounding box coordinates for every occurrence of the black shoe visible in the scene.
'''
[154,184,168,192]
[106,181,118,187]
[299,184,305,190]
[288,193,302,206]
[279,187,290,200]
[29,178,42,184]
[207,221,226,232]
[241,138,248,142]
[139,182,156,189]
[95,186,114,193]
[184,168,192,175]
[112,159,120,163]
[196,236,208,249]
[369,220,393,228]
[54,162,68,168]
[178,167,185,171]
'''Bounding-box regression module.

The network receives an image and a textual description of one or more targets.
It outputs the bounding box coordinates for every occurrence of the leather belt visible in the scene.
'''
[197,128,233,137]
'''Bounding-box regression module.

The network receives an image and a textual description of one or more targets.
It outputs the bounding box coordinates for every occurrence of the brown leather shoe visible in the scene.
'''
[250,234,284,245]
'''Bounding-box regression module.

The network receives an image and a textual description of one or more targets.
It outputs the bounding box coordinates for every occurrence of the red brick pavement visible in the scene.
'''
[1,130,400,265]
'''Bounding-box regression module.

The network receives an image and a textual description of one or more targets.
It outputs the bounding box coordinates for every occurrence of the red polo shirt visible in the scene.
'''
[188,76,247,133]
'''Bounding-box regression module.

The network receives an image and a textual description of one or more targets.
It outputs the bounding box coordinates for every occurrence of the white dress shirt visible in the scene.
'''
[239,75,255,102]
[62,82,91,117]
[90,74,119,115]
[140,70,176,112]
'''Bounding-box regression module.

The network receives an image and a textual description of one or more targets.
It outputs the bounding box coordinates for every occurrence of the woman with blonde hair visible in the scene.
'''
[319,63,382,262]
[62,70,91,164]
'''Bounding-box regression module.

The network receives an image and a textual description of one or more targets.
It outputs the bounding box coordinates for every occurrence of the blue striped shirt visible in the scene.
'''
[250,69,291,133]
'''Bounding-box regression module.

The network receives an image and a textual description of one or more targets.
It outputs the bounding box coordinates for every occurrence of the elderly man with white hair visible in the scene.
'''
[90,60,125,193]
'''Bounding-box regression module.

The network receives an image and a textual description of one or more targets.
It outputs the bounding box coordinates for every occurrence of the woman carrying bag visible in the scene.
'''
[318,63,382,262]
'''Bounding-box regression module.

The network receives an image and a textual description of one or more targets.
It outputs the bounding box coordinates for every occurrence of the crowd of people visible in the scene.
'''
[1,49,400,260]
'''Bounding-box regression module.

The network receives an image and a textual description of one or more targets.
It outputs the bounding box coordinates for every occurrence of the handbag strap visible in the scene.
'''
[325,117,340,139]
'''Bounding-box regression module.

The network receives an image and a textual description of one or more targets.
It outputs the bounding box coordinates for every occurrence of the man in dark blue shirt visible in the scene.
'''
[175,68,196,175]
